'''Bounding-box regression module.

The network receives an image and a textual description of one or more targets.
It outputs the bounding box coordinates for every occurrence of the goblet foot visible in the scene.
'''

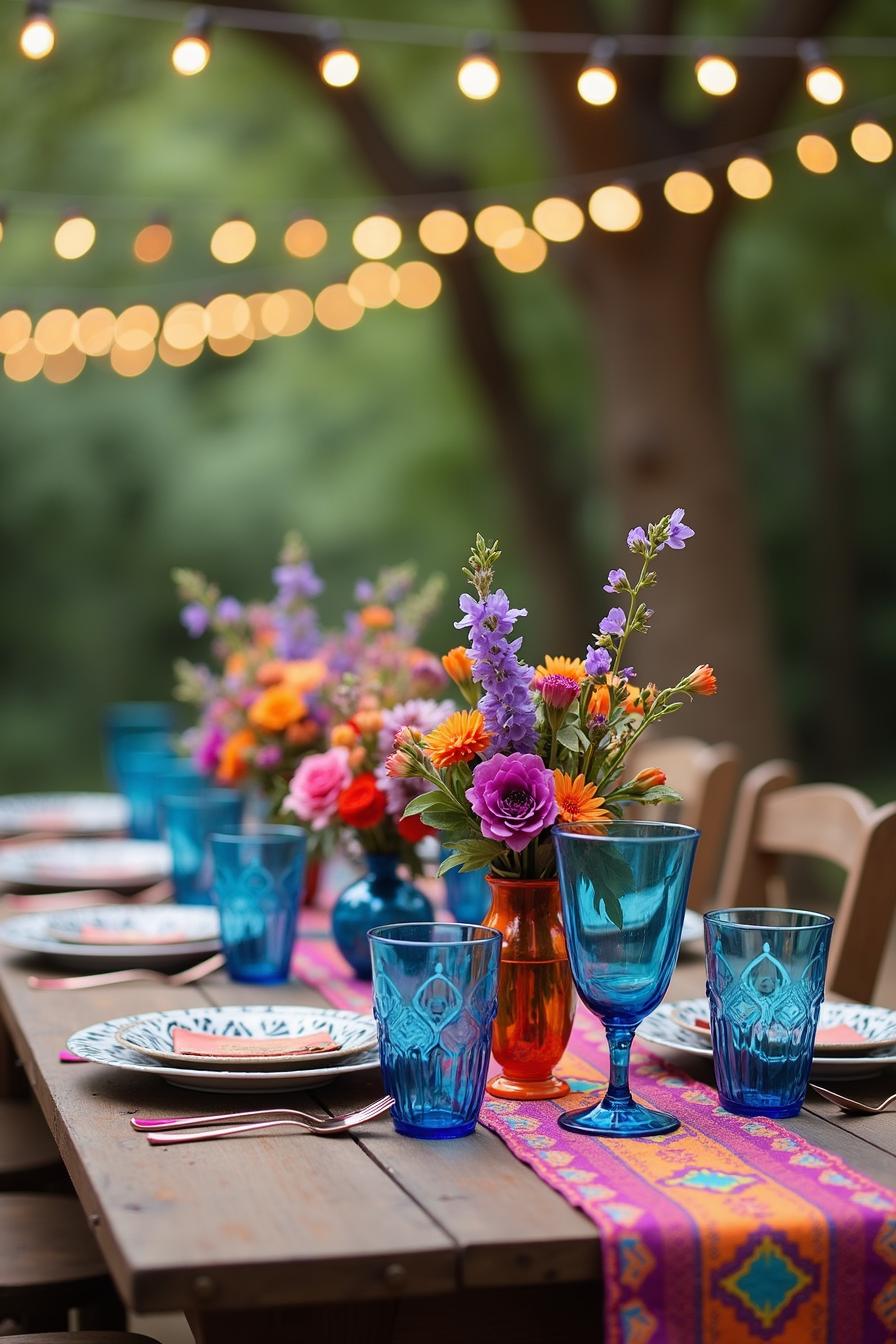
[486,1072,570,1101]
[558,1095,679,1137]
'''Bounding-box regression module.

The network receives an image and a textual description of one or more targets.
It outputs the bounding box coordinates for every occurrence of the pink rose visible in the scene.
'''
[283,747,352,831]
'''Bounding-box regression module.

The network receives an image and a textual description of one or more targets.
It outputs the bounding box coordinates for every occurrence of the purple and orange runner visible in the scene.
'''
[294,930,896,1344]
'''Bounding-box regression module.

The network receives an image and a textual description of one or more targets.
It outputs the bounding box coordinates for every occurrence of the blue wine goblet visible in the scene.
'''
[553,821,699,1137]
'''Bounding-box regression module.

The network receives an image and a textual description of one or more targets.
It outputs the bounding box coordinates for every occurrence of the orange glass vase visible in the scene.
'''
[483,877,576,1100]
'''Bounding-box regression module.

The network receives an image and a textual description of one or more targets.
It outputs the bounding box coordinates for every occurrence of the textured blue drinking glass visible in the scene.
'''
[705,908,834,1118]
[103,702,174,787]
[161,791,244,905]
[554,821,700,1137]
[151,760,209,834]
[442,853,491,925]
[369,922,501,1139]
[117,747,177,840]
[211,826,307,984]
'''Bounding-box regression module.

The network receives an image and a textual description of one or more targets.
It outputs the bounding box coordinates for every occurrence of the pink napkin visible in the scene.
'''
[55,925,186,946]
[814,1023,871,1046]
[171,1028,338,1059]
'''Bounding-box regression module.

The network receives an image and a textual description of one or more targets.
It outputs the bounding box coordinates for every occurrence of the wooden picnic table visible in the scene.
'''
[0,933,894,1344]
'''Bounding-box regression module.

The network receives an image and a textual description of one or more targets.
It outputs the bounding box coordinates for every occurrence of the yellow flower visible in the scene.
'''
[535,655,586,685]
[424,710,490,770]
[553,771,612,826]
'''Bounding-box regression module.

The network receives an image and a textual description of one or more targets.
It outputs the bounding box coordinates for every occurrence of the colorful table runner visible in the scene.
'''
[293,931,896,1344]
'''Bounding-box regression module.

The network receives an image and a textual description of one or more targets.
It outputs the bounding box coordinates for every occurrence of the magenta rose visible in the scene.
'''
[466,752,558,852]
[283,747,352,831]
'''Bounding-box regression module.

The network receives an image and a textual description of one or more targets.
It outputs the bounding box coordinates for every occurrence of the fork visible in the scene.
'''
[142,1096,395,1145]
[28,952,225,991]
[809,1084,896,1115]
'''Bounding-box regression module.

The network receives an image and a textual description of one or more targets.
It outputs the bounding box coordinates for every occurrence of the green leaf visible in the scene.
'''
[635,785,684,806]
[583,846,637,930]
[556,725,582,751]
[401,791,442,818]
[418,804,466,831]
[440,837,503,874]
[602,890,624,930]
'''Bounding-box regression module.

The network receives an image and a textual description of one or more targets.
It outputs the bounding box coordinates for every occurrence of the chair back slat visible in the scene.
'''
[754,785,873,868]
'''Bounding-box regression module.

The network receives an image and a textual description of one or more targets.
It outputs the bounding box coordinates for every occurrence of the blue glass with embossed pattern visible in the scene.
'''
[705,908,833,1118]
[369,923,501,1139]
[211,826,307,984]
[161,791,243,905]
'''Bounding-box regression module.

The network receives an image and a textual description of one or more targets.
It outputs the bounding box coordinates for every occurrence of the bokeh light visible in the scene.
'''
[494,228,548,273]
[394,261,442,308]
[171,34,210,76]
[588,185,642,232]
[206,293,251,340]
[850,122,893,163]
[20,11,54,59]
[726,156,773,200]
[348,262,399,308]
[246,293,272,340]
[796,134,838,173]
[805,64,844,105]
[116,305,160,351]
[315,284,364,329]
[54,216,96,260]
[158,336,203,367]
[4,341,44,382]
[284,217,327,258]
[263,289,313,337]
[33,308,77,354]
[418,209,469,254]
[532,197,584,242]
[663,170,714,214]
[577,63,617,106]
[319,47,359,88]
[210,219,256,264]
[110,342,155,377]
[0,310,32,356]
[695,55,737,95]
[43,347,86,384]
[352,215,402,260]
[208,332,253,358]
[162,302,209,349]
[457,53,500,101]
[74,307,116,356]
[474,204,524,248]
[133,223,173,264]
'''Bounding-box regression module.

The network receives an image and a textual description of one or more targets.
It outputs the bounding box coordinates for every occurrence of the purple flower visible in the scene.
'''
[193,725,224,774]
[255,744,283,770]
[456,590,537,755]
[603,568,627,594]
[620,666,635,681]
[273,561,323,602]
[467,752,558,853]
[274,607,320,659]
[354,578,375,603]
[584,645,612,677]
[537,674,579,711]
[627,526,648,553]
[181,602,209,638]
[377,698,455,762]
[216,596,243,624]
[663,507,694,551]
[599,607,626,637]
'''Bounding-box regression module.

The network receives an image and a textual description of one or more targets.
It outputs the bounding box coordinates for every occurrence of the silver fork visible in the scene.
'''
[142,1096,395,1145]
[28,952,225,991]
[809,1084,896,1115]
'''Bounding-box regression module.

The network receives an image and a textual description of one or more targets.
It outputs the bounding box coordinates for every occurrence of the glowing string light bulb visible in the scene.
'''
[695,54,738,96]
[172,8,211,76]
[54,214,95,260]
[318,25,359,88]
[20,0,55,60]
[850,121,893,163]
[457,39,500,100]
[577,40,617,106]
[799,42,844,105]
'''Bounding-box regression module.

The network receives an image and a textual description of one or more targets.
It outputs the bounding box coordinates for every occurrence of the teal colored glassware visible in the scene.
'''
[705,908,834,1118]
[117,747,178,840]
[442,854,491,925]
[332,854,434,980]
[151,760,209,835]
[211,826,307,984]
[103,702,174,787]
[553,821,699,1137]
[161,791,243,905]
[369,922,501,1139]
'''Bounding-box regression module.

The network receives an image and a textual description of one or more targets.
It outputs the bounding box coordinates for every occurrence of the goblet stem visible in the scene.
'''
[605,1025,635,1105]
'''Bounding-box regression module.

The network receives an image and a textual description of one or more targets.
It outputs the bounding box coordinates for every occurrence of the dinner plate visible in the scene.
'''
[114,1005,378,1071]
[637,1000,896,1081]
[669,998,896,1056]
[68,1011,381,1093]
[0,792,128,837]
[0,907,219,971]
[45,905,219,948]
[679,909,703,950]
[0,839,171,890]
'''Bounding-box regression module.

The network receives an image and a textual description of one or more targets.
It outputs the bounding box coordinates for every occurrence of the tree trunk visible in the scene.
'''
[584,236,781,761]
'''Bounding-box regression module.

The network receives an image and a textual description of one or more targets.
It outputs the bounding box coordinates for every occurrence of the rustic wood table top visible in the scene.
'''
[0,924,894,1344]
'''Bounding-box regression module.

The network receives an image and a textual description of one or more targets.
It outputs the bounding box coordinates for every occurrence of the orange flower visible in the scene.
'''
[281,658,328,693]
[248,684,306,733]
[685,664,717,696]
[442,646,475,686]
[588,684,611,720]
[330,723,358,749]
[553,771,612,825]
[621,684,646,716]
[217,728,255,783]
[352,709,384,736]
[424,710,491,769]
[631,767,667,793]
[359,604,394,631]
[256,658,287,687]
[286,717,322,748]
[535,655,586,685]
[225,651,247,679]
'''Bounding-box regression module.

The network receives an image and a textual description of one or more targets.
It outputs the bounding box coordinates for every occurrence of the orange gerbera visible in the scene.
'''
[256,659,287,687]
[553,771,612,826]
[442,646,475,686]
[217,728,255,784]
[359,604,394,631]
[281,658,328,693]
[535,655,586,685]
[424,710,490,769]
[248,684,306,733]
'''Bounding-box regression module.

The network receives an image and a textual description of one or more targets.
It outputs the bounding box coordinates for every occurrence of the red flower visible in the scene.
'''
[397,813,434,844]
[337,773,387,830]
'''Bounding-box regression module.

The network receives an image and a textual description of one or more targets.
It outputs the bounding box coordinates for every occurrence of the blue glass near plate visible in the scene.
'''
[332,853,434,980]
[117,747,177,840]
[103,702,175,788]
[442,855,491,925]
[162,791,243,905]
[152,760,209,832]
[369,922,501,1139]
[553,821,700,1137]
[211,825,306,984]
[705,907,834,1118]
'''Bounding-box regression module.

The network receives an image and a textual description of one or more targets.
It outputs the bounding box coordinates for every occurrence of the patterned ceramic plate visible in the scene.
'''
[637,1000,896,1081]
[668,997,896,1056]
[45,905,219,948]
[68,1010,381,1093]
[0,839,171,890]
[679,909,703,949]
[0,793,128,837]
[0,906,219,971]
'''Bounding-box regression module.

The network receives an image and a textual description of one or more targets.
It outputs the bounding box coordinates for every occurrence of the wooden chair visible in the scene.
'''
[626,737,742,911]
[716,760,896,1000]
[0,1100,65,1191]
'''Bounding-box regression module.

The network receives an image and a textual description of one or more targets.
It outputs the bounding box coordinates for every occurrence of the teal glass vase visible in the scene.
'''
[332,853,434,979]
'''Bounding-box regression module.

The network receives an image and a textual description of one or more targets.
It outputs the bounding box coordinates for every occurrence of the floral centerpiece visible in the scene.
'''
[385,510,716,1098]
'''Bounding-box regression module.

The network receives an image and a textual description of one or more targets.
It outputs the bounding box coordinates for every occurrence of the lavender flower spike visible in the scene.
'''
[663,507,695,551]
[585,645,612,677]
[603,568,627,594]
[456,589,537,755]
[599,607,626,637]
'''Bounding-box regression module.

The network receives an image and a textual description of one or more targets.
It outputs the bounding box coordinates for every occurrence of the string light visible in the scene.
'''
[116,304,159,350]
[663,169,714,213]
[532,197,584,242]
[796,133,838,173]
[208,331,252,357]
[33,308,76,354]
[43,347,85,384]
[352,214,401,259]
[0,310,31,355]
[318,30,360,88]
[158,335,203,366]
[695,54,738,96]
[171,8,212,76]
[246,292,272,339]
[162,302,208,349]
[19,0,55,60]
[206,293,251,339]
[348,262,398,308]
[394,261,442,308]
[133,221,173,263]
[4,341,44,382]
[850,121,893,162]
[800,42,844,105]
[473,204,524,247]
[726,155,773,199]
[74,307,115,355]
[314,283,363,330]
[418,209,468,254]
[54,215,95,260]
[110,342,155,376]
[577,41,617,106]
[494,227,547,273]
[588,184,642,232]
[457,41,500,101]
[283,216,327,258]
[210,218,256,263]
[265,289,313,336]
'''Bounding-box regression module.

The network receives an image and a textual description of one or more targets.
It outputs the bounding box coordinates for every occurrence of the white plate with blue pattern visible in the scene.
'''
[68,1008,381,1093]
[0,839,170,890]
[0,793,128,837]
[0,906,219,970]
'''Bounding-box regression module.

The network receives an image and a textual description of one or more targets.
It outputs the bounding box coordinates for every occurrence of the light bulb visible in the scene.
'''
[850,122,893,163]
[805,63,844,105]
[577,64,616,106]
[20,5,55,60]
[319,46,359,87]
[457,50,500,100]
[588,185,642,232]
[695,54,737,96]
[172,10,212,76]
[54,215,95,260]
[663,170,714,214]
[726,156,773,199]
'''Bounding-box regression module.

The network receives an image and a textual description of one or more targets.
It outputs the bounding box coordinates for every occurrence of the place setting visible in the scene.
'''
[0,903,222,972]
[0,790,129,837]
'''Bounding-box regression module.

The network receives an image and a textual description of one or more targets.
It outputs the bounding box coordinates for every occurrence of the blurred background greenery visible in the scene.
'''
[1,0,894,794]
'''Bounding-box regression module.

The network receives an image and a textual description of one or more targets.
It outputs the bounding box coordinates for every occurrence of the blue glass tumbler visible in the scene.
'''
[554,821,700,1137]
[705,908,834,1118]
[117,747,177,840]
[211,825,307,984]
[151,760,209,834]
[103,702,174,787]
[442,858,491,925]
[369,922,501,1139]
[161,791,243,905]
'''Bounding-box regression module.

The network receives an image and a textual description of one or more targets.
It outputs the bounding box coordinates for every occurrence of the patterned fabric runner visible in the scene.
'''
[293,928,896,1344]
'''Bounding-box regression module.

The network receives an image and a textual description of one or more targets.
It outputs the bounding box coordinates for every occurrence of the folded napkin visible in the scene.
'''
[170,1028,339,1059]
[693,1015,874,1048]
[54,925,187,946]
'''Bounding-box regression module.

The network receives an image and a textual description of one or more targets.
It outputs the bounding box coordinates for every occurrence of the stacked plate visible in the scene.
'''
[637,997,896,1081]
[0,792,128,837]
[0,905,219,970]
[0,838,170,891]
[68,1005,380,1094]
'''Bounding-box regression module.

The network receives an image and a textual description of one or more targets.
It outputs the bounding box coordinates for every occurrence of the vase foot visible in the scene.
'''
[558,1097,679,1137]
[486,1073,570,1101]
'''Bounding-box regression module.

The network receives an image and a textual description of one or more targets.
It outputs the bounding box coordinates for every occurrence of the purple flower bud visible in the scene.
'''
[603,567,627,594]
[627,526,648,553]
[255,744,283,770]
[216,597,243,624]
[181,602,209,638]
[537,674,580,711]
